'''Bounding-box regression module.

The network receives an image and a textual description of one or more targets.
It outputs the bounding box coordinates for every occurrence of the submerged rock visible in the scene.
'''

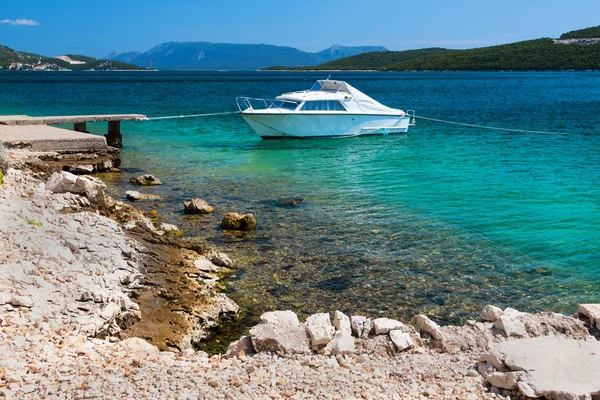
[220,212,256,231]
[125,190,161,201]
[183,198,214,214]
[129,174,162,186]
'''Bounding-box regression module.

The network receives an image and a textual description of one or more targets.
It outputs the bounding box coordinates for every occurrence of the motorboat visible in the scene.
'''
[236,79,415,139]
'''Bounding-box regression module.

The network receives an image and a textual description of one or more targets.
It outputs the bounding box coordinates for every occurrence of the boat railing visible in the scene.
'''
[236,97,299,113]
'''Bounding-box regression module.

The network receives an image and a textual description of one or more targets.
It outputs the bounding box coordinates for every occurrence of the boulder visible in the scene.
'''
[579,304,600,328]
[183,198,214,214]
[494,315,526,337]
[129,174,162,186]
[480,305,504,322]
[223,336,255,359]
[206,250,234,268]
[372,318,405,335]
[389,330,414,352]
[46,171,105,201]
[249,310,310,355]
[350,316,372,339]
[416,315,443,340]
[66,165,94,174]
[220,212,256,231]
[305,313,335,346]
[486,371,524,390]
[333,310,352,335]
[125,190,161,201]
[484,336,600,399]
[325,332,355,355]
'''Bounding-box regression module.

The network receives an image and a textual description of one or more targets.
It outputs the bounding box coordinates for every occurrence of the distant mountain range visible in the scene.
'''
[105,42,388,70]
[0,45,150,71]
[268,25,600,71]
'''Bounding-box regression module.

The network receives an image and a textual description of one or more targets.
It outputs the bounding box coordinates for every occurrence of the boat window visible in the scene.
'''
[270,100,299,110]
[327,100,346,111]
[301,100,347,111]
[301,100,328,111]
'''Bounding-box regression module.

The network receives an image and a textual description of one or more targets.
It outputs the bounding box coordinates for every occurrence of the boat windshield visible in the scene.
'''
[269,100,299,110]
[309,80,350,93]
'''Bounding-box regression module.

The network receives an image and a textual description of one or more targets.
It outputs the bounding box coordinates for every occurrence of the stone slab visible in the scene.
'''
[0,125,107,152]
[0,114,147,126]
[489,336,600,399]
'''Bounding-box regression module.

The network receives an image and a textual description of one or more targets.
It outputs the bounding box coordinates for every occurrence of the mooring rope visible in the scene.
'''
[412,115,567,135]
[144,111,238,121]
[141,110,568,136]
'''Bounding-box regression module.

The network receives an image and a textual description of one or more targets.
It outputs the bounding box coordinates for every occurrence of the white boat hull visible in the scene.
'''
[241,113,411,139]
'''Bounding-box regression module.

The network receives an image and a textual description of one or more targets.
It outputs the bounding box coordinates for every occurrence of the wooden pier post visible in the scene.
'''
[105,121,122,148]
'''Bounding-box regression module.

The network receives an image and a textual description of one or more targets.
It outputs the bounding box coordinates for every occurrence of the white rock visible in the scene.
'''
[159,223,180,234]
[488,337,600,399]
[325,332,355,355]
[100,303,121,321]
[350,316,372,338]
[305,313,335,346]
[494,315,526,337]
[10,295,35,308]
[486,371,524,390]
[260,310,300,326]
[416,314,443,340]
[372,318,404,335]
[480,305,504,322]
[389,330,414,351]
[0,293,13,305]
[579,304,600,328]
[119,337,160,356]
[250,310,310,355]
[332,311,351,335]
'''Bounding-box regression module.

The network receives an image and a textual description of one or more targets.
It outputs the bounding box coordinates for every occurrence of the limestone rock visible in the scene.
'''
[118,337,160,356]
[486,336,600,399]
[46,171,105,201]
[129,174,162,186]
[372,318,404,335]
[494,315,526,337]
[183,198,214,214]
[305,313,335,346]
[486,371,524,390]
[249,310,310,355]
[220,212,256,231]
[416,315,443,340]
[480,305,503,322]
[351,316,372,339]
[66,165,94,174]
[333,310,352,335]
[389,330,414,351]
[223,336,255,359]
[579,304,600,328]
[125,190,161,201]
[159,223,181,235]
[325,332,355,355]
[206,250,234,268]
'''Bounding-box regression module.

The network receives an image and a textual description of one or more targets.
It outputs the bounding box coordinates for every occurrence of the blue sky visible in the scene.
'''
[1,0,599,57]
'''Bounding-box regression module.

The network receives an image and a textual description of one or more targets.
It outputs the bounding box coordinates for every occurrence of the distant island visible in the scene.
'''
[265,25,600,71]
[105,43,387,71]
[0,45,151,71]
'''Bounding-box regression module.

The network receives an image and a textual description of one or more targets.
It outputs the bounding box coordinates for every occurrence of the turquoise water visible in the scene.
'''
[1,71,599,330]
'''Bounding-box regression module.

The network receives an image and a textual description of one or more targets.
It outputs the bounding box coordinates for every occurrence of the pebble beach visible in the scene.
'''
[2,148,600,400]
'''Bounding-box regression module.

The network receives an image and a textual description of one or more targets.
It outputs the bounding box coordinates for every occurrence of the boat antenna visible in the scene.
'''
[326,74,331,80]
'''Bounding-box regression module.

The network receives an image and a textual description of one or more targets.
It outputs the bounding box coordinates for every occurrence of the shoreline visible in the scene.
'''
[2,148,600,398]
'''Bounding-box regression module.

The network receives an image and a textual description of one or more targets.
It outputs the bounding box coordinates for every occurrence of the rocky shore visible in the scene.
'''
[2,152,600,399]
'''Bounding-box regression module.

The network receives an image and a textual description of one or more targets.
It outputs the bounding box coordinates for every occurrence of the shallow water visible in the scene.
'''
[2,71,599,348]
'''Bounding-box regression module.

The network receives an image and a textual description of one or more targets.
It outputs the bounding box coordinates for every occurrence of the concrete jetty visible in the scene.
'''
[0,114,147,149]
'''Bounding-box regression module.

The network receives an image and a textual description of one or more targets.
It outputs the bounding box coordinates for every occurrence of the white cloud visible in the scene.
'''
[1,19,40,26]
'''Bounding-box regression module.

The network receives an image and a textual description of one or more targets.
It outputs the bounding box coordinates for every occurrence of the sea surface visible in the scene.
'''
[1,71,599,347]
